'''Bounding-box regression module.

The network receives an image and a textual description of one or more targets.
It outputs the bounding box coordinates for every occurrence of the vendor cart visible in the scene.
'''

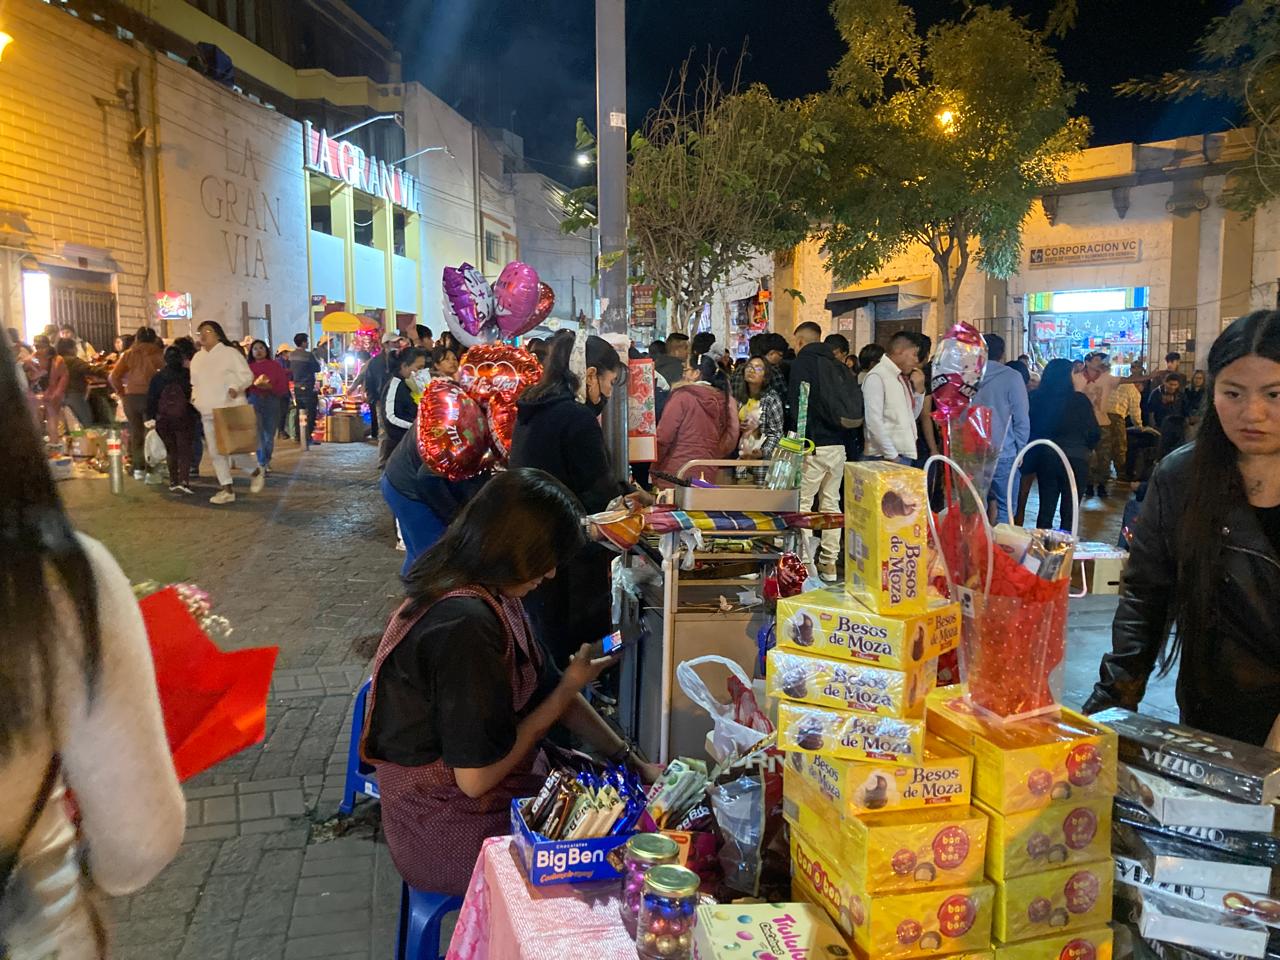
[617,460,803,765]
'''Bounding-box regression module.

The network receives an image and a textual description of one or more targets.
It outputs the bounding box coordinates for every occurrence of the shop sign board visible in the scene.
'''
[154,291,192,321]
[303,121,422,214]
[630,283,657,327]
[1029,238,1140,268]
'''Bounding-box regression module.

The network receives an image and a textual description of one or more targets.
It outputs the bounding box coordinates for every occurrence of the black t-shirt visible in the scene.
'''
[1257,504,1280,560]
[364,596,556,768]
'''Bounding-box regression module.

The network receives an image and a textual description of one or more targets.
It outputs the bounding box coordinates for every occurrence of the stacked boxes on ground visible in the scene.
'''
[776,462,1117,958]
[1092,708,1280,959]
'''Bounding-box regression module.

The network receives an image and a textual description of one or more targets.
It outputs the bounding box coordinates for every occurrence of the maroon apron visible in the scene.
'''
[363,587,548,895]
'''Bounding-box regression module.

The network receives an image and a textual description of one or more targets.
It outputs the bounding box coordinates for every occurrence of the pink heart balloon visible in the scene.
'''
[442,263,494,347]
[492,261,541,338]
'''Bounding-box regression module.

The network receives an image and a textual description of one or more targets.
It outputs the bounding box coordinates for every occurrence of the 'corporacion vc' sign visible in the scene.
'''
[1029,238,1140,268]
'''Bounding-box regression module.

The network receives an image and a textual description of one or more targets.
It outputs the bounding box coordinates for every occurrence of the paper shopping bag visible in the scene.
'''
[138,587,278,781]
[212,404,258,456]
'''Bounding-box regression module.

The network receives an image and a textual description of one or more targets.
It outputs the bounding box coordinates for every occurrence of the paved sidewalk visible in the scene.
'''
[64,440,406,960]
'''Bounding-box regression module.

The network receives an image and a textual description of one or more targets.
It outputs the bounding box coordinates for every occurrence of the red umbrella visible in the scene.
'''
[138,587,278,781]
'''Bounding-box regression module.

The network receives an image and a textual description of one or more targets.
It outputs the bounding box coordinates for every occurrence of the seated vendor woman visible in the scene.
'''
[362,467,646,895]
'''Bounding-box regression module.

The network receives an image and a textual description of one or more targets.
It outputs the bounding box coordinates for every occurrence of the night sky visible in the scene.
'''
[350,0,1238,184]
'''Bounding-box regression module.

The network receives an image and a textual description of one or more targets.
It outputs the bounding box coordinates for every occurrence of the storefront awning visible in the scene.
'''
[321,311,368,333]
[825,275,932,314]
[33,243,120,275]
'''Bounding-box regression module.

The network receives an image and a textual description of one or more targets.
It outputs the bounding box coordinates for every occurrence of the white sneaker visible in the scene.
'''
[175,485,195,496]
[249,469,265,494]
[210,489,236,505]
[133,470,145,481]
[818,564,839,583]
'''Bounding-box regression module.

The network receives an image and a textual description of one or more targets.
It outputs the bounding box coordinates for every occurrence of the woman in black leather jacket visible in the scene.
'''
[1084,311,1280,744]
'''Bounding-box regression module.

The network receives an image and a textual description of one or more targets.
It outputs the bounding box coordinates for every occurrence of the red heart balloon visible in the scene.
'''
[417,381,492,481]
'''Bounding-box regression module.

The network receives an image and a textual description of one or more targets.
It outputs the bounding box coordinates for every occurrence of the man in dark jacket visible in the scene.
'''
[288,333,323,449]
[653,332,688,389]
[788,322,864,581]
[358,331,401,441]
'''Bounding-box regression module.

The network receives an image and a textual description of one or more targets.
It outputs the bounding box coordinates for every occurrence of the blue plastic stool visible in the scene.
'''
[339,678,380,816]
[396,883,462,960]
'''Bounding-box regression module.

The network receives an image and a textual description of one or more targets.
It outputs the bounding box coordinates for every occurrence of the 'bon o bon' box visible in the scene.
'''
[993,925,1113,960]
[991,858,1114,943]
[978,795,1113,881]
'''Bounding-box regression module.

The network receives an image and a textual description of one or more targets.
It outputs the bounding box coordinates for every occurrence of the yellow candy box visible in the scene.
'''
[977,795,1112,880]
[766,648,936,719]
[844,461,931,616]
[993,925,1113,960]
[785,735,973,814]
[690,902,850,960]
[776,587,960,670]
[785,781,988,893]
[926,690,1117,815]
[779,700,926,763]
[992,858,1113,943]
[792,827,994,959]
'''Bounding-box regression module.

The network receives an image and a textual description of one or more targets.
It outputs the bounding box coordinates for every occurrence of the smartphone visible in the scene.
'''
[602,630,626,655]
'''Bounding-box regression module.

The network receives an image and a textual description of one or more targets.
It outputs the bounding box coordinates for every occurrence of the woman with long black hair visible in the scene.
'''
[0,336,185,957]
[363,468,644,895]
[1085,311,1280,744]
[1025,358,1100,531]
[509,331,642,666]
[190,320,262,504]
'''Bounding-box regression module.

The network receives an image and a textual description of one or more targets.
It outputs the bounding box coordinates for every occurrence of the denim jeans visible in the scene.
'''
[380,473,446,576]
[249,393,281,467]
[988,456,1016,524]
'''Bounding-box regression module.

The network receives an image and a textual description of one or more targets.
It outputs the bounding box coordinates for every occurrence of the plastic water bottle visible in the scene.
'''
[766,433,813,489]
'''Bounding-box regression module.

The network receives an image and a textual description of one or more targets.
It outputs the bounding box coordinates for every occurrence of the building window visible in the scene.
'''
[353,193,376,248]
[484,230,500,264]
[393,211,407,257]
[309,177,332,235]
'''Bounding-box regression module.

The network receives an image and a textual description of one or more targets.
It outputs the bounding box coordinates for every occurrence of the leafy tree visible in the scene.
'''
[565,54,830,333]
[810,0,1088,327]
[1118,0,1280,212]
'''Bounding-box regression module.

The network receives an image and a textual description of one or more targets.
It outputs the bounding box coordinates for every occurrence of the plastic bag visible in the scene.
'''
[675,655,771,765]
[710,734,788,898]
[144,428,167,468]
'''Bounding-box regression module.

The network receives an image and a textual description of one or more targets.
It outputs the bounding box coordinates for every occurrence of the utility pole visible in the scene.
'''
[595,0,629,483]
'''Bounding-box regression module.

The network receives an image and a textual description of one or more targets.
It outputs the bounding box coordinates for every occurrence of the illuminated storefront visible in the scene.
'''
[1026,287,1150,374]
[304,122,423,338]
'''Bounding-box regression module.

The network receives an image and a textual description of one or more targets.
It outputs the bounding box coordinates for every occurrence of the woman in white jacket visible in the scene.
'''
[190,321,264,505]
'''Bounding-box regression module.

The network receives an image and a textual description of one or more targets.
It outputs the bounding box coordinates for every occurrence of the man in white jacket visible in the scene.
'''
[190,321,264,504]
[862,331,923,463]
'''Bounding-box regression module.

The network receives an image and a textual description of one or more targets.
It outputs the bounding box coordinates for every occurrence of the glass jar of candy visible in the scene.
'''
[619,833,680,931]
[636,864,700,958]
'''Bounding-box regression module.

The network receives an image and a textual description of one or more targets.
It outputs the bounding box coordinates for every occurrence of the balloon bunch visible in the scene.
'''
[442,260,556,348]
[929,322,987,423]
[416,344,542,481]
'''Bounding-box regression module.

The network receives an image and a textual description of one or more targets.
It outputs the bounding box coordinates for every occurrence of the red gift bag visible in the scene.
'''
[138,587,278,781]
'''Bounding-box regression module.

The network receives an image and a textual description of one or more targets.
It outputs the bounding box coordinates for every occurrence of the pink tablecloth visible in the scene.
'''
[446,835,638,960]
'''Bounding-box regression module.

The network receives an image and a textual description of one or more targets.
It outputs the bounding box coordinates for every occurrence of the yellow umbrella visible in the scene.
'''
[320,311,364,333]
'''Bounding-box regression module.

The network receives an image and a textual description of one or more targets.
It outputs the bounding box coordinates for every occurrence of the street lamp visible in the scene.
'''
[576,152,593,167]
[936,109,956,132]
[0,31,13,62]
[391,145,453,166]
[331,114,402,140]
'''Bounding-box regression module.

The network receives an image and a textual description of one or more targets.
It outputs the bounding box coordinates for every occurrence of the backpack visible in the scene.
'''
[157,379,189,423]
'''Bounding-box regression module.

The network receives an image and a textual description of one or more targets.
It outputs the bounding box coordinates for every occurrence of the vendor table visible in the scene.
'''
[447,835,635,960]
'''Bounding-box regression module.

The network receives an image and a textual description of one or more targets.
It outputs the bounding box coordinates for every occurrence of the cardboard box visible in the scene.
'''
[785,735,973,815]
[326,413,367,443]
[1116,881,1272,958]
[991,858,1114,943]
[1114,798,1280,866]
[1116,854,1280,931]
[766,647,936,718]
[978,795,1112,880]
[778,700,926,763]
[1113,820,1276,895]
[783,778,987,892]
[776,587,960,669]
[690,902,849,959]
[1091,708,1280,804]
[509,798,630,886]
[844,461,931,615]
[992,925,1113,960]
[927,691,1117,815]
[1118,761,1278,832]
[792,826,994,959]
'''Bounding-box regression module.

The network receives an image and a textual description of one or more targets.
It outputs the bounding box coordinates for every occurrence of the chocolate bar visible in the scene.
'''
[1117,854,1280,931]
[1091,708,1280,803]
[1113,820,1278,895]
[1117,920,1280,960]
[1120,762,1278,832]
[1116,799,1280,867]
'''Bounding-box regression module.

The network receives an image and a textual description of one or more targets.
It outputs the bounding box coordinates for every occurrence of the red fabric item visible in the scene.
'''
[249,359,291,397]
[138,587,278,781]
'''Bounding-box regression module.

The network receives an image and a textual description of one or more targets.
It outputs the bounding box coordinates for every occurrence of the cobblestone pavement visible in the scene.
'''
[61,441,1165,959]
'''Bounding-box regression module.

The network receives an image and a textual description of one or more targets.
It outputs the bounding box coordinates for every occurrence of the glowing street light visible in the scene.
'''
[576,152,593,167]
[936,109,956,132]
[0,32,13,62]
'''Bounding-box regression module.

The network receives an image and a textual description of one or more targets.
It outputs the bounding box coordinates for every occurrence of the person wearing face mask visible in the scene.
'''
[379,347,430,467]
[1084,311,1280,745]
[363,468,646,896]
[509,330,638,665]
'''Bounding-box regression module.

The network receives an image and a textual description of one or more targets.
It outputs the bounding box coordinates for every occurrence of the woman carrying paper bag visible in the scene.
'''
[190,320,264,505]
